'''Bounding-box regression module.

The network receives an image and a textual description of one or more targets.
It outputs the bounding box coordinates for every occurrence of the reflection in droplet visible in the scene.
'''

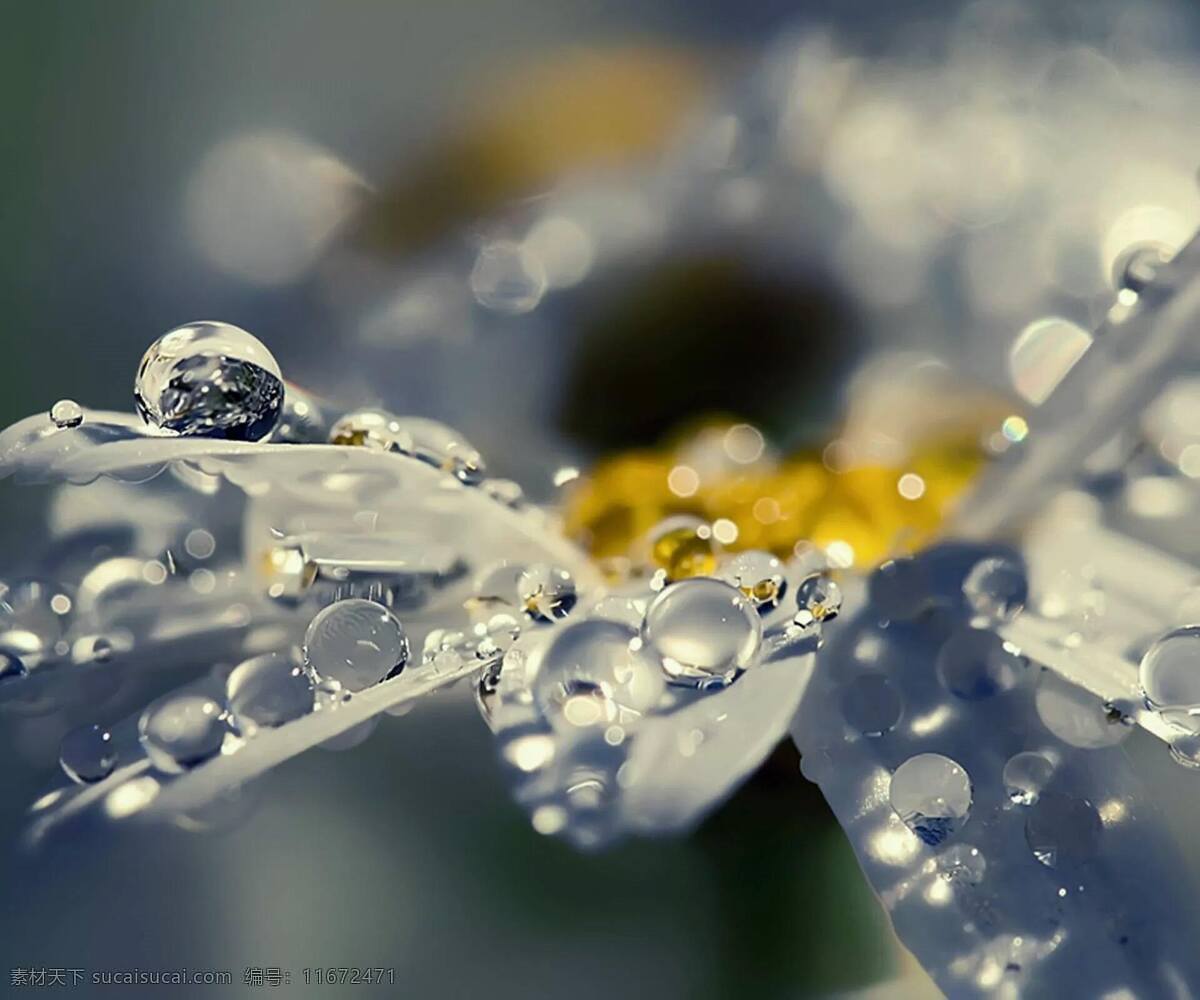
[517,565,578,622]
[49,399,84,429]
[648,515,719,580]
[226,651,314,735]
[938,843,986,885]
[139,692,227,773]
[720,550,787,610]
[795,573,843,623]
[1024,792,1102,868]
[1009,317,1093,406]
[936,628,1022,700]
[1139,626,1200,715]
[59,724,117,784]
[889,753,972,846]
[962,557,1027,624]
[1002,751,1055,805]
[642,578,762,688]
[303,599,409,691]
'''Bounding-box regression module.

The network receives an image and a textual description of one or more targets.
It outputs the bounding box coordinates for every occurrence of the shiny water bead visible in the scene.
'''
[389,416,486,484]
[328,408,403,450]
[648,515,719,580]
[962,556,1027,624]
[937,844,986,885]
[888,753,972,847]
[1024,792,1102,868]
[795,573,842,623]
[868,558,929,622]
[134,321,284,440]
[1168,731,1200,768]
[271,383,327,443]
[1035,672,1129,749]
[936,628,1022,700]
[719,550,787,610]
[1002,751,1056,805]
[1113,241,1174,295]
[1139,626,1200,714]
[517,564,577,622]
[469,562,523,618]
[473,613,522,660]
[303,598,409,691]
[840,674,902,736]
[0,578,74,650]
[225,651,314,735]
[59,724,117,784]
[139,692,227,773]
[642,577,762,688]
[530,619,665,731]
[49,399,84,429]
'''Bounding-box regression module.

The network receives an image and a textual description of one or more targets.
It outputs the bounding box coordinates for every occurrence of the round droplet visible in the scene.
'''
[59,724,117,784]
[226,651,313,734]
[1169,731,1200,768]
[1024,792,1102,868]
[642,578,763,688]
[303,598,409,691]
[469,239,547,314]
[936,628,1022,700]
[1113,241,1173,295]
[49,399,84,429]
[648,515,719,581]
[937,844,986,885]
[1009,317,1093,406]
[840,674,902,736]
[389,416,486,484]
[517,564,577,622]
[720,550,787,610]
[889,753,972,846]
[328,408,402,451]
[796,573,843,622]
[139,692,227,773]
[1003,751,1055,805]
[868,558,929,622]
[134,321,284,440]
[962,556,1027,624]
[0,578,74,656]
[531,619,665,731]
[1139,626,1200,714]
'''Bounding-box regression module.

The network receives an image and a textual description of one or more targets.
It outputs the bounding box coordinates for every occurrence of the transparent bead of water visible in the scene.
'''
[962,556,1027,624]
[0,578,74,652]
[517,564,578,622]
[133,321,284,440]
[49,399,84,429]
[474,613,522,660]
[328,408,403,451]
[868,558,929,622]
[1168,731,1200,768]
[1035,673,1130,748]
[795,573,842,622]
[937,844,986,885]
[469,239,547,315]
[531,619,665,731]
[642,577,762,688]
[888,753,972,847]
[271,383,326,443]
[389,416,486,484]
[1002,751,1055,805]
[1024,792,1102,868]
[303,598,409,691]
[648,515,719,580]
[1139,625,1200,715]
[720,550,787,610]
[840,674,902,736]
[226,651,314,735]
[59,723,117,784]
[936,628,1022,700]
[471,561,523,614]
[139,692,227,773]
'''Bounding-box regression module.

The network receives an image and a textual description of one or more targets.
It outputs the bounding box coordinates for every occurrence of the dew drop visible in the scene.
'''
[225,651,314,735]
[962,556,1027,624]
[1024,792,1102,868]
[840,674,902,736]
[868,558,930,622]
[388,416,486,484]
[328,408,403,451]
[936,628,1022,700]
[139,692,227,773]
[1139,626,1200,714]
[1035,673,1129,748]
[517,564,577,622]
[642,577,762,688]
[1002,751,1055,805]
[937,843,986,885]
[133,322,284,440]
[889,753,972,846]
[303,598,409,691]
[648,515,719,581]
[719,550,787,610]
[271,383,327,443]
[49,399,84,429]
[469,239,547,314]
[59,724,117,784]
[796,573,843,622]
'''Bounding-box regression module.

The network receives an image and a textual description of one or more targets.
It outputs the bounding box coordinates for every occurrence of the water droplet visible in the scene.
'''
[517,564,577,622]
[868,558,929,622]
[469,239,547,314]
[1024,792,1102,868]
[1139,626,1200,717]
[49,399,84,429]
[388,416,486,484]
[963,556,1027,624]
[328,408,403,451]
[936,628,1022,699]
[642,577,762,688]
[889,753,972,846]
[1167,730,1200,768]
[1009,317,1092,406]
[59,724,117,783]
[303,598,409,691]
[225,651,313,735]
[139,692,227,773]
[648,515,719,580]
[1002,751,1055,805]
[796,573,843,622]
[271,383,327,443]
[530,619,665,731]
[134,322,284,440]
[0,578,74,661]
[938,844,986,885]
[840,674,902,736]
[1113,241,1173,295]
[1035,673,1129,748]
[720,550,787,610]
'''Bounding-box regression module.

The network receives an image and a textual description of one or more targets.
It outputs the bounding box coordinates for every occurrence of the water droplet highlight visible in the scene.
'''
[139,692,227,773]
[517,564,577,622]
[59,724,117,784]
[303,598,409,691]
[962,556,1027,624]
[226,651,314,735]
[1002,751,1055,805]
[49,399,84,429]
[889,753,972,846]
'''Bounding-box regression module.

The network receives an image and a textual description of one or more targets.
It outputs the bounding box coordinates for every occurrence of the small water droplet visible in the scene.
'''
[49,399,84,429]
[938,843,986,885]
[329,408,403,450]
[139,692,227,773]
[889,753,972,846]
[647,515,719,580]
[868,558,929,622]
[517,564,577,622]
[303,598,409,691]
[795,573,842,622]
[1002,751,1055,805]
[962,556,1027,624]
[720,550,787,610]
[1024,792,1102,868]
[642,577,762,688]
[59,723,117,783]
[469,239,547,314]
[840,674,902,736]
[134,322,284,440]
[936,628,1022,700]
[226,651,314,735]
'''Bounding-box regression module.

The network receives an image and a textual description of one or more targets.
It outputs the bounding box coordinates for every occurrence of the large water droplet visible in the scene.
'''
[840,674,902,736]
[134,322,284,440]
[59,724,117,784]
[889,753,972,846]
[962,556,1027,624]
[868,558,929,622]
[936,628,1022,700]
[531,619,665,731]
[1139,626,1200,716]
[139,692,227,773]
[1024,792,1102,868]
[642,578,762,688]
[1009,316,1092,406]
[719,550,787,610]
[226,651,314,735]
[49,399,84,429]
[517,564,577,622]
[1002,751,1055,805]
[303,598,409,691]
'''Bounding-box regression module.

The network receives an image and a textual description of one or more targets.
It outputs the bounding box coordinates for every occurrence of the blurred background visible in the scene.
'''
[3,0,1200,995]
